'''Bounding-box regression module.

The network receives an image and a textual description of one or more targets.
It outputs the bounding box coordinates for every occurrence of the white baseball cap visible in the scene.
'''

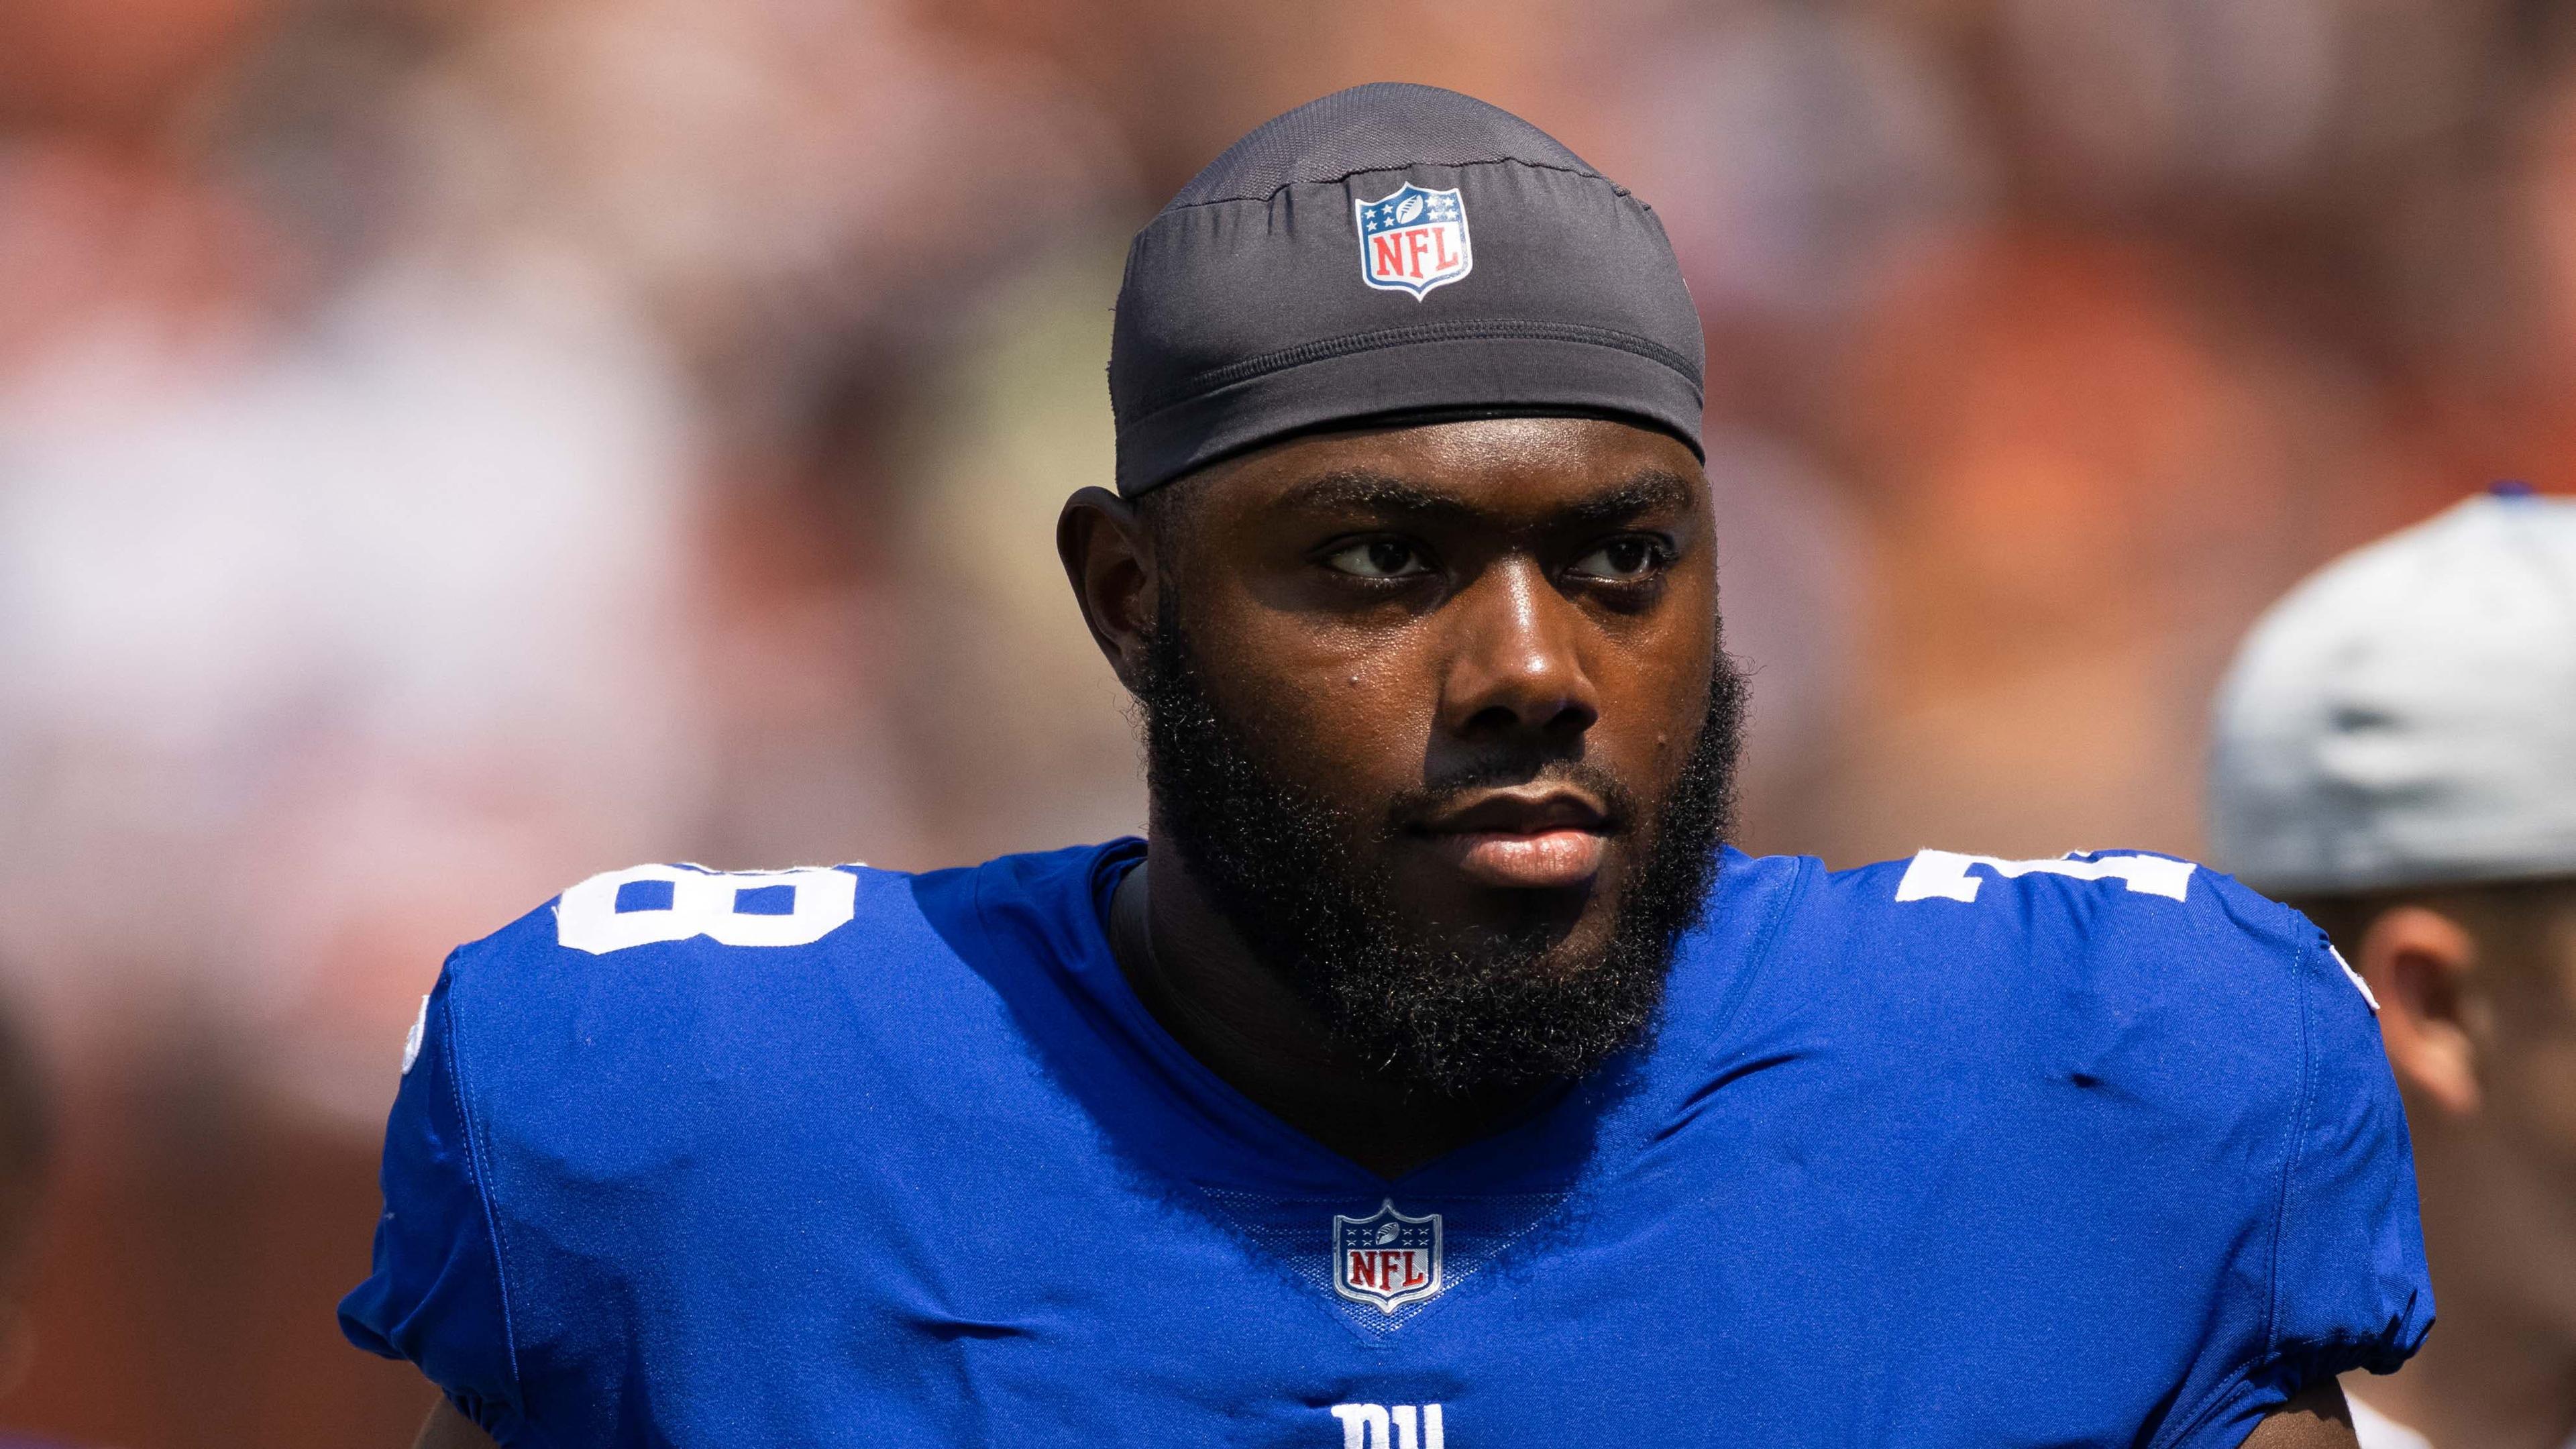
[2208,486,2576,894]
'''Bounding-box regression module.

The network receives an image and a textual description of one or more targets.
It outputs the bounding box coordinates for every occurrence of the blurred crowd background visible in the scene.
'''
[0,0,2569,1440]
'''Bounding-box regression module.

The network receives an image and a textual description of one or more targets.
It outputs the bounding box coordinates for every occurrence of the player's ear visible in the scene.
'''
[1057,486,1159,692]
[2359,904,2484,1116]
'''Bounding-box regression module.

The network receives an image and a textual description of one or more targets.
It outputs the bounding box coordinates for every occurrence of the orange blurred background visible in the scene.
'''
[0,0,2565,1441]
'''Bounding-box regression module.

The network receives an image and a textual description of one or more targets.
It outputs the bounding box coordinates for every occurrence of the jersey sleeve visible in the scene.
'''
[2154,885,2434,1449]
[338,963,538,1445]
[2268,918,2432,1373]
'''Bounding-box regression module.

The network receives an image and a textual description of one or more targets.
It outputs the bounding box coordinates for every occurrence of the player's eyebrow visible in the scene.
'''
[1273,471,1479,522]
[1272,467,1699,528]
[1556,469,1698,528]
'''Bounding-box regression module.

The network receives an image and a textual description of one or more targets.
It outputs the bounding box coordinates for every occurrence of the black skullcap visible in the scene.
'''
[1109,83,1706,496]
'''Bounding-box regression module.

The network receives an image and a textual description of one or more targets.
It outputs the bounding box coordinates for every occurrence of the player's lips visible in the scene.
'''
[1412,790,1611,890]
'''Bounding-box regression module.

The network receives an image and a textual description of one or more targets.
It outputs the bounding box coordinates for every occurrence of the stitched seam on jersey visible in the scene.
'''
[2143,1358,2275,1449]
[2267,926,2322,1360]
[2137,920,2321,1449]
[443,962,531,1397]
[1700,852,1809,1056]
[1596,853,1808,1180]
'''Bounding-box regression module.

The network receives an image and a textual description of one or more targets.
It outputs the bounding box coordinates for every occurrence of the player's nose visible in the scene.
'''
[1434,557,1600,743]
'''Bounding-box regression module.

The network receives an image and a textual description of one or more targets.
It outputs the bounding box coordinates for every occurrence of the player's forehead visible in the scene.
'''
[1181,416,1708,531]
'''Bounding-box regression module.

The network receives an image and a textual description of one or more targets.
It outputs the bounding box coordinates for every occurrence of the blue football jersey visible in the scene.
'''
[341,842,2430,1448]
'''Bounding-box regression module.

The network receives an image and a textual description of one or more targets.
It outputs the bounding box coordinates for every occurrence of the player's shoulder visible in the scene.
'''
[1768,845,2375,1098]
[429,842,1126,1079]
[425,856,1001,1104]
[414,855,1038,1183]
[1814,845,2319,977]
[441,858,906,1006]
[1738,847,2429,1399]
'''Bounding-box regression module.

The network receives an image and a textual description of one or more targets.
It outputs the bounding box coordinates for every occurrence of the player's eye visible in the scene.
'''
[1568,536,1668,582]
[1324,539,1432,579]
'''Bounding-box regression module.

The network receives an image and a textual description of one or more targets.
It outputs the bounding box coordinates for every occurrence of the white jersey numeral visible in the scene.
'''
[554,864,857,954]
[1894,849,2194,904]
[400,994,430,1075]
[2327,943,2381,1012]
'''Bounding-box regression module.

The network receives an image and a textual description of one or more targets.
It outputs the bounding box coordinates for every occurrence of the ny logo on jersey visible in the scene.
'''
[1330,1403,1444,1448]
[1333,1200,1444,1311]
[1356,184,1472,298]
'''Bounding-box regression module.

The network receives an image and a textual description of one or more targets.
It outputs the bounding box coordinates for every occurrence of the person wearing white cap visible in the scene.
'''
[2210,484,2576,1449]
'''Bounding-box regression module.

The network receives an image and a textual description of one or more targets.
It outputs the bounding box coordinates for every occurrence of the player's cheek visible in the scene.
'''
[1276,678,1436,798]
[1599,624,1715,773]
[1209,624,1436,794]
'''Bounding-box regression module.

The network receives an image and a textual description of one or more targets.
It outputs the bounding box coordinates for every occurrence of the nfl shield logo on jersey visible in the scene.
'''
[1333,1199,1444,1311]
[1356,184,1472,299]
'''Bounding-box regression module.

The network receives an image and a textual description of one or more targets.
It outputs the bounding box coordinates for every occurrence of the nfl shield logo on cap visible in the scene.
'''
[1332,1199,1444,1311]
[1356,184,1472,299]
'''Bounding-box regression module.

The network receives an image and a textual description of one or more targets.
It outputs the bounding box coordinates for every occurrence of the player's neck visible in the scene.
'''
[1112,845,1544,1179]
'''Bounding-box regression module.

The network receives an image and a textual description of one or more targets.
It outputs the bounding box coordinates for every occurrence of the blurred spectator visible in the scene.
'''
[0,0,709,1127]
[0,0,1124,1437]
[0,0,1144,1118]
[1609,4,1992,422]
[1996,0,2339,205]
[2209,490,2576,1448]
[880,240,1144,867]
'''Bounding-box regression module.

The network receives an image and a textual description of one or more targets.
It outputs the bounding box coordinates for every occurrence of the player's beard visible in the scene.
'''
[1135,595,1743,1100]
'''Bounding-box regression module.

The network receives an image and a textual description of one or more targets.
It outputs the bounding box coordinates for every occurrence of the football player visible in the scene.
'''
[2210,486,2576,1449]
[347,84,2426,1448]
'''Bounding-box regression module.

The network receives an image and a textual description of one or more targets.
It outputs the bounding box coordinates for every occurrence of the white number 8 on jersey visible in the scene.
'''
[555,864,858,954]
